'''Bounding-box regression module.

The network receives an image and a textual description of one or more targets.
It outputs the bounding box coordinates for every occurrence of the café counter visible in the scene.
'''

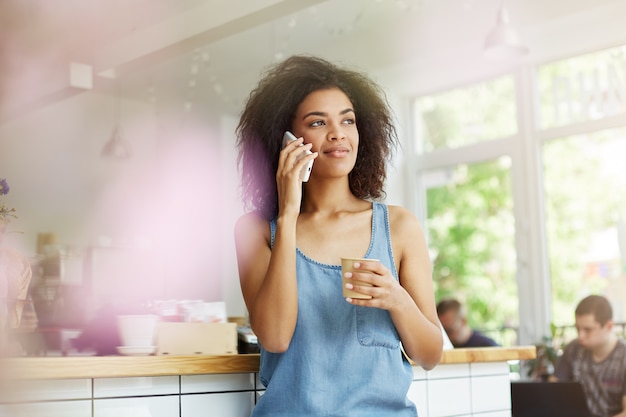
[1,346,536,417]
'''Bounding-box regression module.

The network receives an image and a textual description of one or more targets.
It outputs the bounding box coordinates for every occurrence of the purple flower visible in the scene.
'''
[0,178,9,195]
[0,178,17,222]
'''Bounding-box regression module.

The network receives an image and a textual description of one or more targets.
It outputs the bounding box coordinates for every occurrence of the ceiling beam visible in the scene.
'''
[97,0,329,76]
[0,0,328,124]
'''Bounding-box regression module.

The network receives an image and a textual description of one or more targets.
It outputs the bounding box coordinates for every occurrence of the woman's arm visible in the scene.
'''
[345,206,443,369]
[234,212,298,352]
[389,206,443,369]
[234,138,316,353]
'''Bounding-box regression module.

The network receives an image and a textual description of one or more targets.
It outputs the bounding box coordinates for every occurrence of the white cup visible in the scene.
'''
[341,257,379,299]
[117,314,159,347]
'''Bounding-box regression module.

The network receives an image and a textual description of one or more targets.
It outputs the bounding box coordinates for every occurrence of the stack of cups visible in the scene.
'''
[116,314,159,356]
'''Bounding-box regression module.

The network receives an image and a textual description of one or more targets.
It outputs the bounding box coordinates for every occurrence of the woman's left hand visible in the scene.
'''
[343,260,403,310]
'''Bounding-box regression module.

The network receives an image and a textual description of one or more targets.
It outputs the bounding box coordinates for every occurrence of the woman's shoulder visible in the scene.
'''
[236,211,269,224]
[234,212,271,239]
[383,204,426,244]
[385,204,422,228]
[384,203,413,216]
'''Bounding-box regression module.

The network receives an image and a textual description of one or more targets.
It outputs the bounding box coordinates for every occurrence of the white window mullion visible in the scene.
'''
[512,65,553,347]
[414,136,515,173]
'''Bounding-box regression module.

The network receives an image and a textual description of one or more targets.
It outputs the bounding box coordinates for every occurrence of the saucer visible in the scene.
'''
[117,345,157,356]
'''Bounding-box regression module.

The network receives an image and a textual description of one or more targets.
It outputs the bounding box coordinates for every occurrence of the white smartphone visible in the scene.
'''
[283,131,314,182]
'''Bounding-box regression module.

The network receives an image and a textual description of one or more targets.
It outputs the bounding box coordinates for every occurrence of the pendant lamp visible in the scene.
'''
[102,81,132,159]
[483,3,529,61]
[101,125,131,159]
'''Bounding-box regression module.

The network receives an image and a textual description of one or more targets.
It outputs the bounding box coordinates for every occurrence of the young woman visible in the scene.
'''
[235,55,443,416]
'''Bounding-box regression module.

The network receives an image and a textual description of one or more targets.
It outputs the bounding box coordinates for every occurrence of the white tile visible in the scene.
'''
[254,373,265,390]
[470,362,510,376]
[427,363,470,379]
[412,366,427,381]
[428,377,471,417]
[255,390,264,403]
[181,373,254,393]
[94,395,178,417]
[471,375,511,413]
[407,380,428,417]
[0,400,91,417]
[473,411,511,417]
[5,379,91,402]
[94,376,178,398]
[182,392,254,417]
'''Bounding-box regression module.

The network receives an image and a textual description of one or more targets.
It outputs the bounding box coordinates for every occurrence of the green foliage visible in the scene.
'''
[428,158,517,333]
[543,130,626,325]
[427,128,626,341]
[526,334,560,380]
[423,46,626,343]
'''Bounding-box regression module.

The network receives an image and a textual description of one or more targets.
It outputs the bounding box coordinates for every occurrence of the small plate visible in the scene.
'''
[117,346,157,356]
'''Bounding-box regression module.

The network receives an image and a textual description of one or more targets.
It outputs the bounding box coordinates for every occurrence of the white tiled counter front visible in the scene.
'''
[1,347,534,417]
[0,374,258,417]
[181,373,256,417]
[408,361,513,417]
[0,378,92,417]
[93,376,180,417]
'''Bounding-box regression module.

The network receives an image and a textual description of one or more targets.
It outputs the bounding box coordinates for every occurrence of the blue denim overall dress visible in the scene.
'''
[251,202,417,417]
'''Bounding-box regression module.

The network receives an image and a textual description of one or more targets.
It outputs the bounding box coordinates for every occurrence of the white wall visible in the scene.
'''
[0,89,247,315]
[5,0,626,323]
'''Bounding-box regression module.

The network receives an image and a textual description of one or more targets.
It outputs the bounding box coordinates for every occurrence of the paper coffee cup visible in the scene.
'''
[341,257,379,299]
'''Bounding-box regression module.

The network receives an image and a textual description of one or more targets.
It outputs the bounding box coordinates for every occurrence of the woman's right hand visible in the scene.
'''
[276,136,316,216]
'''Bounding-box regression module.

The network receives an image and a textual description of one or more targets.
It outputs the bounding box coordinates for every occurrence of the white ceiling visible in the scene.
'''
[1,0,626,280]
[1,0,625,121]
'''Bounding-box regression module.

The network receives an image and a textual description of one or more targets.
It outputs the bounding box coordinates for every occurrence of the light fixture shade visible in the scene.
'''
[483,5,529,61]
[102,126,132,159]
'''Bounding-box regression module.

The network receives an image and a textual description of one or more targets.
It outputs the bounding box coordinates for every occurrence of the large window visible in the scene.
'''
[538,45,626,330]
[537,44,626,129]
[543,128,626,327]
[424,158,518,346]
[414,76,517,152]
[412,74,521,345]
[412,43,626,347]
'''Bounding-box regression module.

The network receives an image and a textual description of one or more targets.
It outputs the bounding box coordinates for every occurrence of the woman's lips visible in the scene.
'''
[324,147,349,157]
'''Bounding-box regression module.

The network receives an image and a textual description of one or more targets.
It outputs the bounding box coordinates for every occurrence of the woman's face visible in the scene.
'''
[291,87,359,179]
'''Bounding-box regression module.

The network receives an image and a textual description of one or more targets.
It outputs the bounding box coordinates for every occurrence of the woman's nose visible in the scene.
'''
[327,125,346,141]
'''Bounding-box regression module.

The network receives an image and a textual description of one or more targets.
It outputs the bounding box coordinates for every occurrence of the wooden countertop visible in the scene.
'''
[3,346,535,380]
[441,345,536,364]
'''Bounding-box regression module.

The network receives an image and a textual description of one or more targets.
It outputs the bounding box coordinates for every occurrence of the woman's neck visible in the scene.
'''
[300,178,362,214]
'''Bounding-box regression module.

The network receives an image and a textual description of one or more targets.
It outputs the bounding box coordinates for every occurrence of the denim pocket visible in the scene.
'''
[355,306,400,348]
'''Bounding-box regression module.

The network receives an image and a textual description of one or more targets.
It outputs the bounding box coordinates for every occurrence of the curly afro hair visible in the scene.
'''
[236,55,398,220]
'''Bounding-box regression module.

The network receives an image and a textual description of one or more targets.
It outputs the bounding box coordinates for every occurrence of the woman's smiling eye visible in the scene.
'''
[342,118,355,125]
[310,120,325,127]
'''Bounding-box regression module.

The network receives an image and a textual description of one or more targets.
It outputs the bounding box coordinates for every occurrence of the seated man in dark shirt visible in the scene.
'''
[552,295,626,417]
[436,298,499,348]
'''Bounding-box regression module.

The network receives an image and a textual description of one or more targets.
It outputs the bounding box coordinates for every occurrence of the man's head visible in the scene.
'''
[574,295,614,350]
[437,298,470,345]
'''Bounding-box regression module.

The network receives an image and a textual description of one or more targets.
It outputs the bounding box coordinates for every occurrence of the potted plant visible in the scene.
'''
[526,323,561,381]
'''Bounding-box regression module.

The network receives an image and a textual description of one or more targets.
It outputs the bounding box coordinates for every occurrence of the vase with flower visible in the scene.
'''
[0,177,33,355]
[0,178,18,228]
